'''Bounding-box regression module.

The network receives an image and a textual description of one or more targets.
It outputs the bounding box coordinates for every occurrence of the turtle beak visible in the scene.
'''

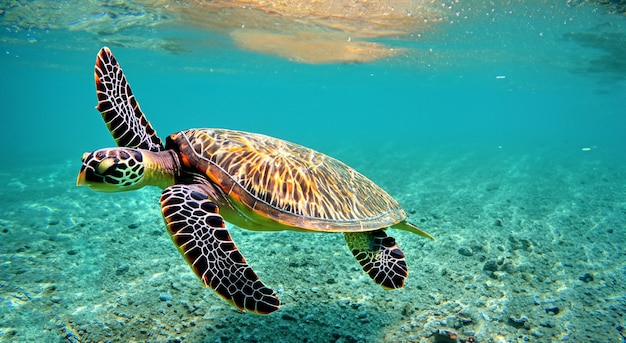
[76,152,90,187]
[76,170,87,187]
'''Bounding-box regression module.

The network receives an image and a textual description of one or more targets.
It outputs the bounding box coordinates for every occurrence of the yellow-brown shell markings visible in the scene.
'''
[171,129,405,225]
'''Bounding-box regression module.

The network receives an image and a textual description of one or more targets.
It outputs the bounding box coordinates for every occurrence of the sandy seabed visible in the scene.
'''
[1,145,624,343]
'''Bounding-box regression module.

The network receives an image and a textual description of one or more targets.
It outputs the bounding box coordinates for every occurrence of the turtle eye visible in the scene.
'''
[97,157,118,175]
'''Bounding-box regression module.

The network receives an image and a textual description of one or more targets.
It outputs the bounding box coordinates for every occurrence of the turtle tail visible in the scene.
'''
[393,220,435,240]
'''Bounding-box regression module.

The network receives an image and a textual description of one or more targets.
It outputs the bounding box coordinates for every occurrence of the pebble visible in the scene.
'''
[531,330,543,338]
[508,316,530,329]
[159,293,172,301]
[458,247,473,256]
[338,299,350,307]
[310,287,319,293]
[545,306,560,315]
[128,223,139,229]
[579,273,593,282]
[493,334,507,343]
[116,263,130,275]
[483,260,498,272]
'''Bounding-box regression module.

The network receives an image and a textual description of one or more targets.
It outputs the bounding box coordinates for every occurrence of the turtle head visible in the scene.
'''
[77,148,147,192]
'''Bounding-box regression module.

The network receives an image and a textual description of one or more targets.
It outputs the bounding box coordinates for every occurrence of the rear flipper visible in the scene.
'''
[344,229,408,289]
[160,184,280,314]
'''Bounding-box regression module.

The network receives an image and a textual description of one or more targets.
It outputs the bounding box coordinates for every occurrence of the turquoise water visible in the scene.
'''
[1,1,625,342]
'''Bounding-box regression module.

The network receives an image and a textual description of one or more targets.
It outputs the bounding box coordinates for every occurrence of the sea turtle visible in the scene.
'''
[77,47,433,314]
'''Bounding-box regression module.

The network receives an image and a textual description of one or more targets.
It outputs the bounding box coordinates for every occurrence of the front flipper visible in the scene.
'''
[94,47,164,152]
[344,230,408,289]
[160,184,280,314]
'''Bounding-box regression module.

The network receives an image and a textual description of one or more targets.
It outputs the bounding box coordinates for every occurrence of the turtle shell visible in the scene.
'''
[167,128,407,232]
